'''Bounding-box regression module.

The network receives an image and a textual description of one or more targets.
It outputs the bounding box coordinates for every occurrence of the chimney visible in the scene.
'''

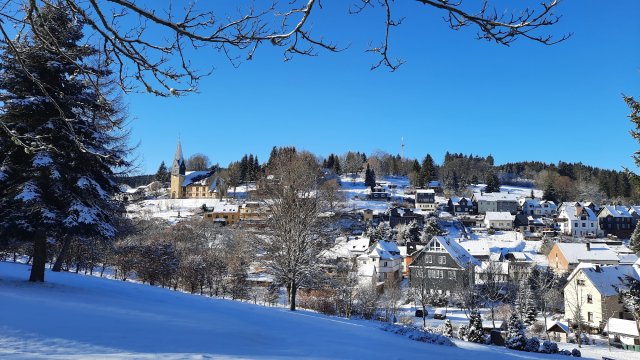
[594,264,601,272]
[586,242,591,251]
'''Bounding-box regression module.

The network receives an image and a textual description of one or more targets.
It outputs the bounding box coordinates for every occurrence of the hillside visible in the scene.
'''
[0,262,568,360]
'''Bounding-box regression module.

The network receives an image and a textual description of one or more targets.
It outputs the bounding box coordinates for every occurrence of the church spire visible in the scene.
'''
[172,139,186,176]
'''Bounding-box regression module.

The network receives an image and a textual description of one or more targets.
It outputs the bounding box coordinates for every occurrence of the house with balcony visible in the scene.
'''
[598,205,634,239]
[447,197,474,216]
[357,240,403,286]
[415,189,437,212]
[557,202,601,237]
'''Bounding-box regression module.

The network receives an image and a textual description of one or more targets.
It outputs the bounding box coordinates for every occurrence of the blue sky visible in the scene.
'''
[125,1,640,174]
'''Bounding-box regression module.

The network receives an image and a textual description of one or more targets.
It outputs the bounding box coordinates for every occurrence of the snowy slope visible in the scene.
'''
[0,262,573,360]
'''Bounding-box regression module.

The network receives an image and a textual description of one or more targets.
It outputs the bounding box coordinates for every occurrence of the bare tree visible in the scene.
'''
[319,178,345,214]
[408,264,436,327]
[564,275,586,348]
[530,267,563,339]
[186,153,211,171]
[453,265,479,318]
[259,150,330,311]
[477,261,509,329]
[381,278,403,323]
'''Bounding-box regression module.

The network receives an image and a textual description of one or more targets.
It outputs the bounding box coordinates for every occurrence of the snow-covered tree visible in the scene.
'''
[515,278,538,326]
[421,218,445,241]
[366,222,390,241]
[619,275,640,337]
[457,324,468,340]
[466,310,485,343]
[630,222,640,255]
[443,319,453,337]
[155,161,170,184]
[505,312,527,350]
[0,3,129,282]
[524,337,540,352]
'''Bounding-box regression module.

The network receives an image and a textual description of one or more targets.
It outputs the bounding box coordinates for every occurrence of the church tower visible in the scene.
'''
[170,140,186,198]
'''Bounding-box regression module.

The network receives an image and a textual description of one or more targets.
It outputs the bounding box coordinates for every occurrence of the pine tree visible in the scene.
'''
[630,222,640,255]
[155,161,170,183]
[364,164,376,188]
[471,174,479,185]
[505,312,527,350]
[515,278,538,326]
[421,154,436,186]
[0,3,129,282]
[466,310,485,343]
[333,156,342,175]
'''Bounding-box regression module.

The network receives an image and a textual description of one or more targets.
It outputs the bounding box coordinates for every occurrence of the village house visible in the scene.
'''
[472,192,519,214]
[357,240,403,286]
[203,203,240,225]
[368,184,390,201]
[415,189,437,212]
[513,214,546,234]
[388,207,424,228]
[556,202,601,238]
[409,236,480,296]
[628,205,640,227]
[598,205,634,239]
[548,242,621,274]
[484,211,514,230]
[427,180,443,194]
[564,264,639,333]
[504,252,533,281]
[447,197,474,216]
[521,199,557,217]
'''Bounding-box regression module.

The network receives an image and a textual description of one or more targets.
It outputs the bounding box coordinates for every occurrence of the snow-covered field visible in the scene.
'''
[0,261,596,360]
[469,184,543,199]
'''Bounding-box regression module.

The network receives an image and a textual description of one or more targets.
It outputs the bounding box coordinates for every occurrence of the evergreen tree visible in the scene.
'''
[466,310,485,343]
[421,218,444,241]
[0,3,129,282]
[505,312,527,350]
[484,172,501,193]
[364,164,376,188]
[515,278,538,326]
[470,174,479,185]
[155,161,170,183]
[630,222,640,254]
[333,156,342,175]
[530,189,535,199]
[421,154,436,186]
[542,181,558,203]
[486,154,495,166]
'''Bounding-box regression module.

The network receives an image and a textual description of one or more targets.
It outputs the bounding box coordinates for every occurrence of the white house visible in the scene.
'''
[484,211,515,230]
[557,202,601,237]
[472,192,519,214]
[563,264,639,332]
[415,189,437,212]
[357,240,403,285]
[521,199,557,217]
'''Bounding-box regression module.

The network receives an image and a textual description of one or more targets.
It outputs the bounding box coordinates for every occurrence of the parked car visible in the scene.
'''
[415,309,426,318]
[433,308,446,320]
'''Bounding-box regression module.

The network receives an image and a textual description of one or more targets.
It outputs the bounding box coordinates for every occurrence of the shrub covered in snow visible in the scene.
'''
[457,324,468,340]
[524,337,540,352]
[540,340,559,354]
[442,319,453,337]
[381,324,455,347]
[571,348,581,357]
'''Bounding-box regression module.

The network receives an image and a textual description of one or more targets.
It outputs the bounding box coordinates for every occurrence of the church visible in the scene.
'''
[170,141,224,199]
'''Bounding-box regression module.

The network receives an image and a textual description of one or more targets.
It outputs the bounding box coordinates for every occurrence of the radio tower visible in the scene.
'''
[401,137,405,161]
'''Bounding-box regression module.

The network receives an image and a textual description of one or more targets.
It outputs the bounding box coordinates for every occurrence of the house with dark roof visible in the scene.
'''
[447,197,473,216]
[389,207,424,228]
[409,236,480,296]
[598,205,634,239]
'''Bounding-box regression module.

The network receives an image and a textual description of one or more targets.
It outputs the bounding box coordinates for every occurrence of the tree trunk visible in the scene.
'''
[29,231,47,282]
[289,281,297,311]
[52,237,71,272]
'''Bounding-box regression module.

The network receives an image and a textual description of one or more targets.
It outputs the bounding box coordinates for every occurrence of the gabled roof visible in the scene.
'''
[547,321,570,333]
[558,204,597,222]
[568,264,639,296]
[360,240,402,260]
[554,243,619,264]
[449,197,471,205]
[472,192,519,202]
[599,205,632,218]
[422,236,480,268]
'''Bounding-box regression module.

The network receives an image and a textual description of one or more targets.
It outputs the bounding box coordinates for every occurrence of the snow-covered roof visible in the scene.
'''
[485,212,514,222]
[209,203,239,213]
[473,192,519,202]
[328,236,372,259]
[475,261,509,275]
[555,243,620,264]
[507,252,527,261]
[606,318,640,337]
[547,321,570,333]
[628,205,640,216]
[360,240,402,260]
[481,321,504,329]
[600,205,632,218]
[182,171,214,187]
[416,189,435,194]
[358,263,376,278]
[569,264,639,297]
[558,203,597,221]
[429,236,480,267]
[619,254,639,265]
[449,197,471,204]
[458,238,490,258]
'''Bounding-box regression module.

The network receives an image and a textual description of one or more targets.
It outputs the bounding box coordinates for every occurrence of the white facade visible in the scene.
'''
[415,189,437,212]
[484,212,514,230]
[357,240,403,284]
[557,203,601,237]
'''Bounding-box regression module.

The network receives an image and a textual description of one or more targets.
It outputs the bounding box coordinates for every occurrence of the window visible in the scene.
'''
[582,222,586,227]
[577,279,586,286]
[384,261,388,267]
[448,271,456,280]
[574,222,579,227]
[587,294,593,304]
[438,256,446,265]
[587,312,593,322]
[426,255,433,263]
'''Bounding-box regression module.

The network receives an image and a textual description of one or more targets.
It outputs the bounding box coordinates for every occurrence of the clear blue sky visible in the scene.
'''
[126,1,640,174]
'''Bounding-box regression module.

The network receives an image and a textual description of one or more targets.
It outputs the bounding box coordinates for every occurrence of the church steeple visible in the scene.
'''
[172,139,186,176]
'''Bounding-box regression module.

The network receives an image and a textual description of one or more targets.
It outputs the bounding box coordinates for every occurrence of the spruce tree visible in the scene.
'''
[484,172,501,193]
[421,154,436,185]
[0,3,129,281]
[506,312,527,350]
[542,181,558,203]
[443,319,453,337]
[155,161,170,183]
